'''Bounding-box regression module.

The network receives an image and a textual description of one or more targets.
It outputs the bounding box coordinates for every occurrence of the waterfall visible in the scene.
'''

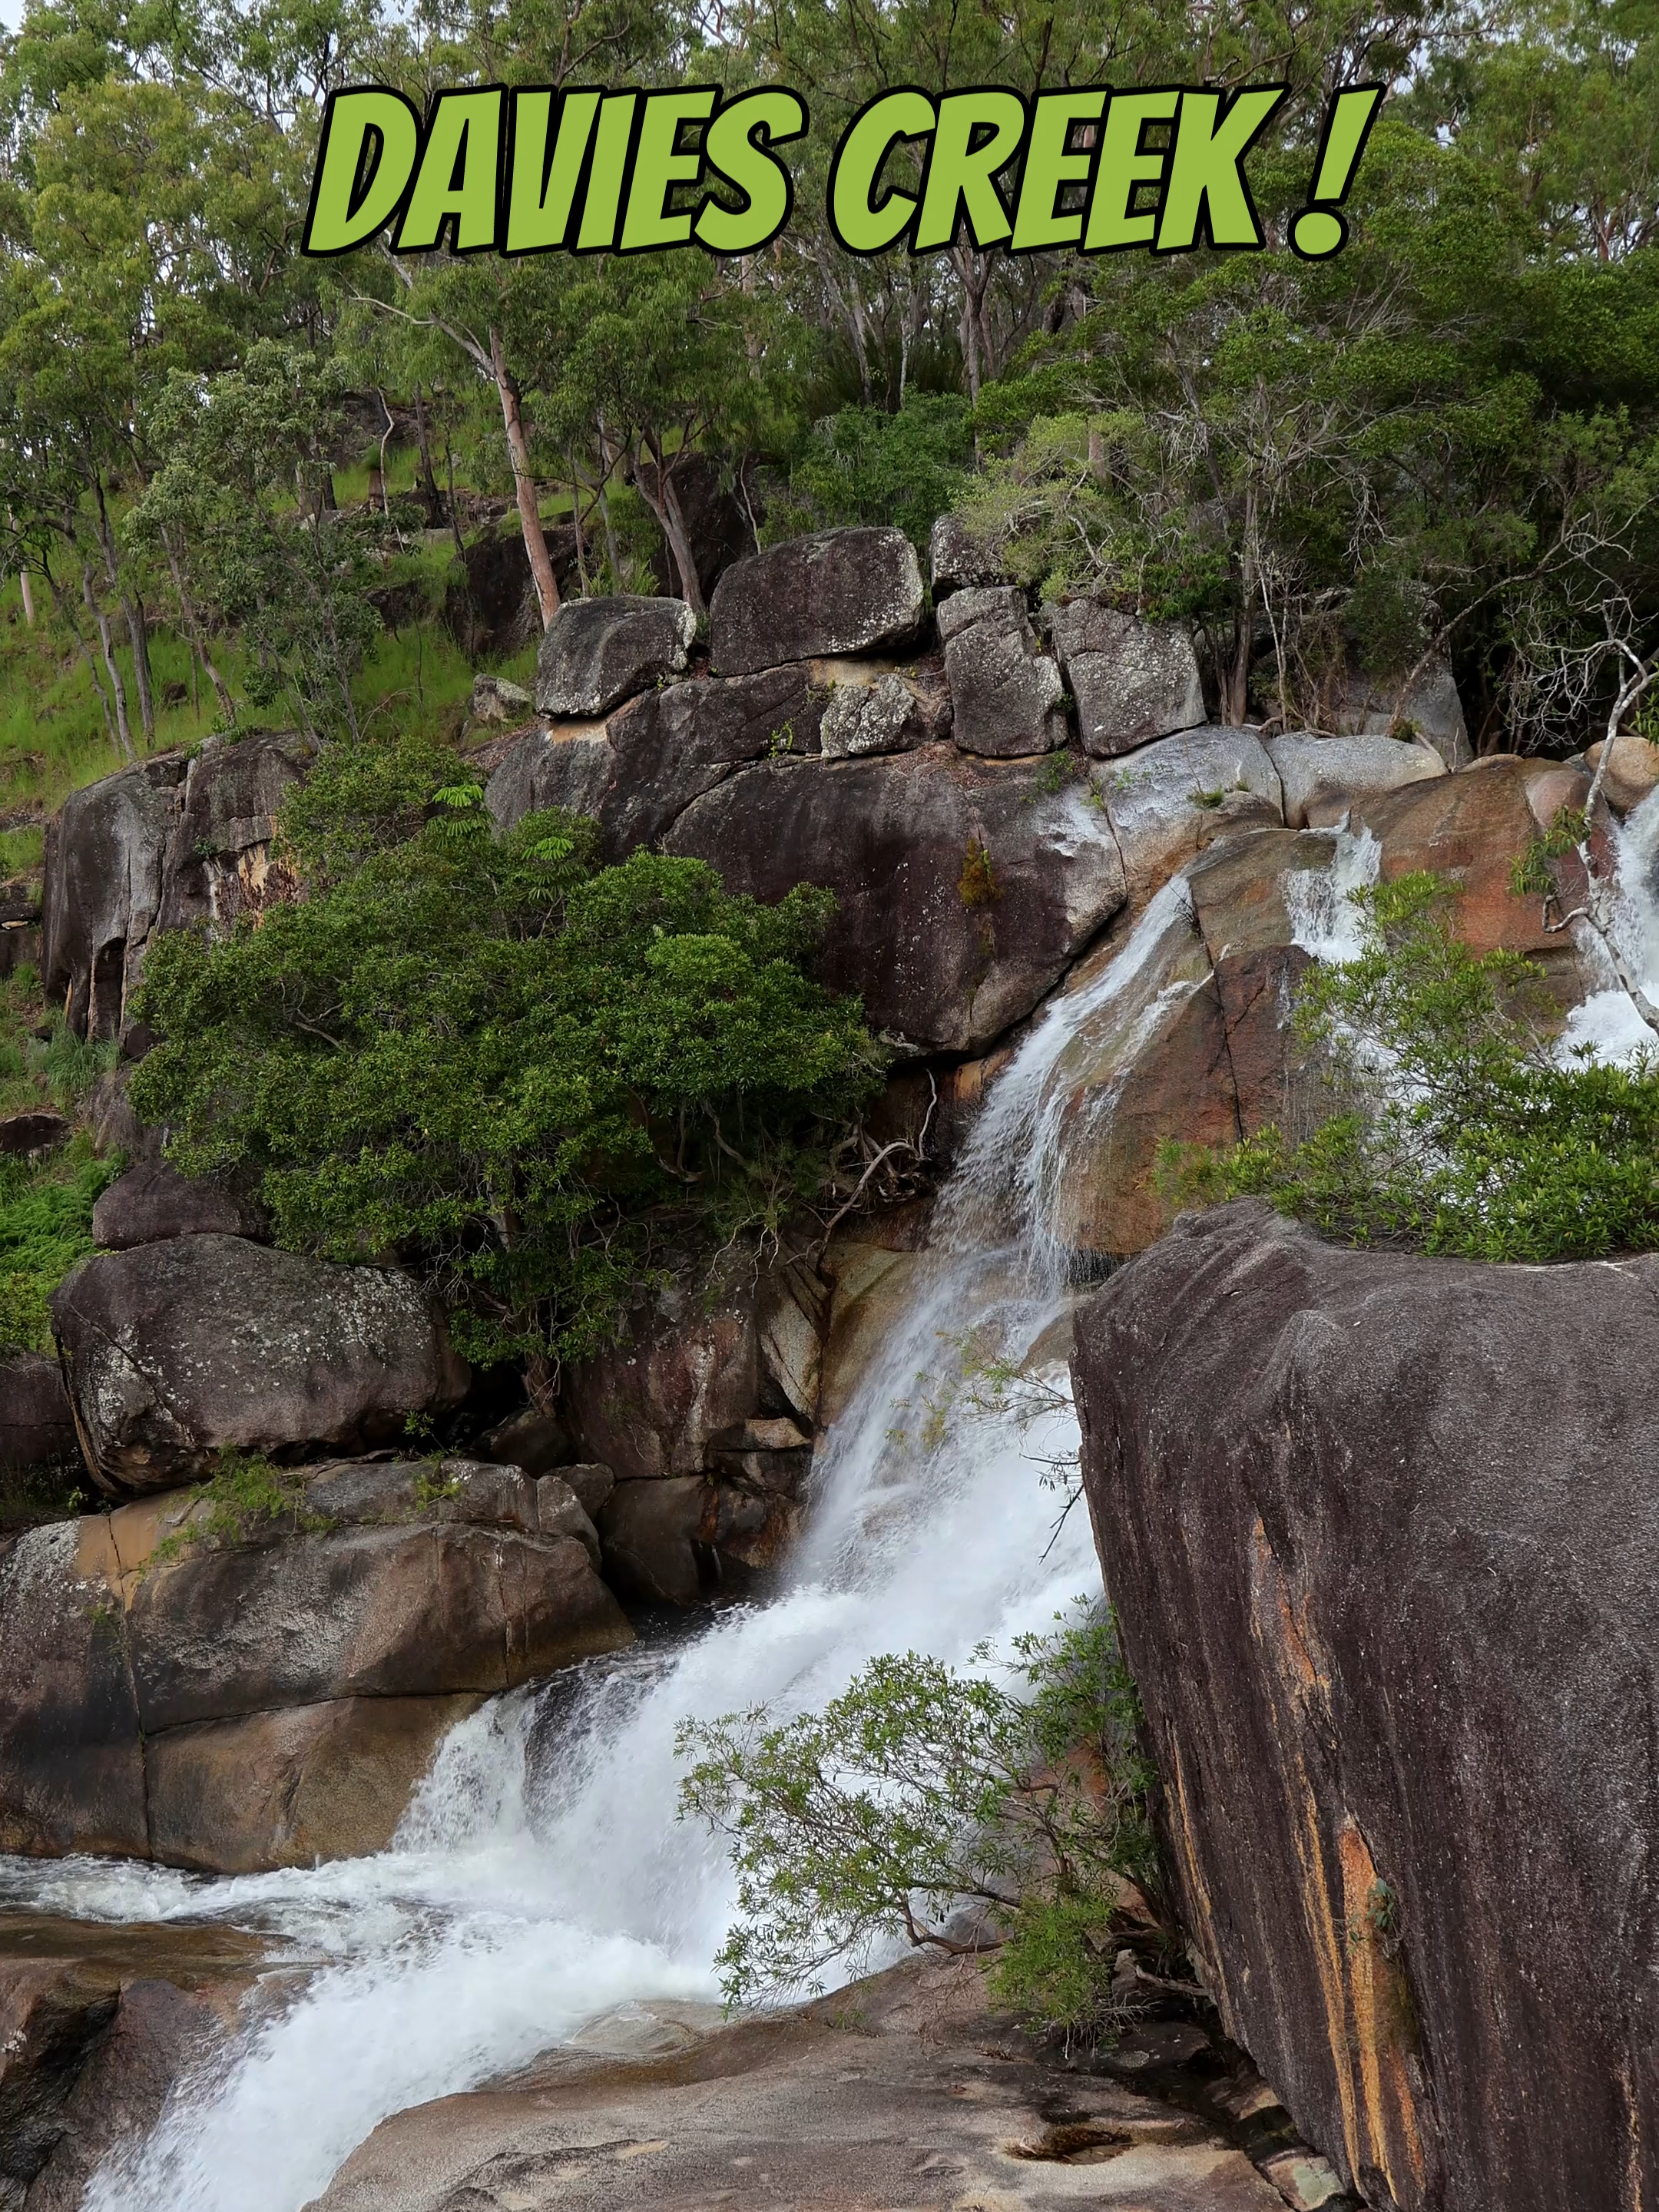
[0,889,1192,2212]
[1557,784,1659,1065]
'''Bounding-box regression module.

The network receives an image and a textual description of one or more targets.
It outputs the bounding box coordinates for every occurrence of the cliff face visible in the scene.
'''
[1072,1201,1659,2212]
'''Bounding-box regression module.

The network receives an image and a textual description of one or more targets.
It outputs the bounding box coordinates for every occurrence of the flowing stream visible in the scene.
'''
[0,884,1201,2212]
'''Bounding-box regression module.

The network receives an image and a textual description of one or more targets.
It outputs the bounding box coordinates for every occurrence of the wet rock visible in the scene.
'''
[91,1162,264,1251]
[596,1470,800,1609]
[1266,731,1443,830]
[710,528,925,676]
[144,1695,484,1873]
[50,1235,469,1497]
[1099,727,1283,903]
[1073,1199,1659,2212]
[0,1460,633,1870]
[485,665,826,859]
[938,587,1066,758]
[667,746,1126,1054]
[0,1522,149,1859]
[1048,601,1206,757]
[535,594,695,718]
[565,1283,758,1483]
[0,1955,121,2197]
[1328,651,1472,769]
[929,511,1006,600]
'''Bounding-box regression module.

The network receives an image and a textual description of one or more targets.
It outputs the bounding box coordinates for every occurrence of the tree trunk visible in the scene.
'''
[92,478,154,740]
[83,566,135,763]
[412,386,445,528]
[488,325,559,628]
[17,570,33,625]
[41,558,115,744]
[161,525,236,727]
[642,442,706,616]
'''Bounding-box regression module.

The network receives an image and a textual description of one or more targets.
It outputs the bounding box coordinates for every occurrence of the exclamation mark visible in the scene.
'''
[1291,86,1385,259]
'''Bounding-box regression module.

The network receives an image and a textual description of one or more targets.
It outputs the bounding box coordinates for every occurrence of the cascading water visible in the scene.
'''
[0,879,1194,2212]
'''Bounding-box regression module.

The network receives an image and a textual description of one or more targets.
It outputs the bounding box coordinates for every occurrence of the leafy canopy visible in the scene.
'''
[677,1616,1159,2046]
[129,733,882,1374]
[1161,872,1659,1261]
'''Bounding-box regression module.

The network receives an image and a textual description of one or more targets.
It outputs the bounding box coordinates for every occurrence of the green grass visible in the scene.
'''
[0,1136,119,1354]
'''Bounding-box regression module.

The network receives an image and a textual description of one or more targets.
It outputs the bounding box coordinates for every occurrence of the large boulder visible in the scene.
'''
[49,1235,469,1496]
[666,747,1127,1054]
[0,1460,633,1869]
[41,733,310,1043]
[1047,601,1206,757]
[486,664,827,859]
[565,1281,760,1483]
[535,594,696,717]
[1073,1200,1659,2212]
[41,754,186,1040]
[597,1465,802,1608]
[1329,651,1472,770]
[710,528,925,676]
[154,729,312,937]
[929,512,1006,601]
[91,1162,265,1250]
[1267,730,1443,830]
[937,588,1066,757]
[1099,727,1284,903]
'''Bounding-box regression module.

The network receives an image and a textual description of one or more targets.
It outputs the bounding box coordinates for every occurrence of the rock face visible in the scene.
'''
[91,1162,264,1250]
[1074,1200,1659,2212]
[50,1235,469,1496]
[1098,727,1283,902]
[937,588,1066,757]
[929,511,1006,600]
[1266,731,1444,829]
[667,747,1126,1053]
[487,665,826,859]
[1330,652,1472,770]
[0,1459,632,1869]
[710,528,925,675]
[41,733,309,1043]
[1585,730,1659,812]
[535,595,697,717]
[1048,601,1206,757]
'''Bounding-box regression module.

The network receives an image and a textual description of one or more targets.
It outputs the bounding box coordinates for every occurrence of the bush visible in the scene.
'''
[0,1138,118,1353]
[129,733,883,1382]
[677,1616,1161,2048]
[770,396,973,555]
[1160,872,1659,1261]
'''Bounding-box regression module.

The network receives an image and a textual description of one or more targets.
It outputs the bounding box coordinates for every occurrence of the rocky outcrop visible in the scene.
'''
[486,664,826,858]
[1584,730,1659,812]
[91,1162,264,1250]
[535,595,697,717]
[0,1459,632,1869]
[1328,651,1472,769]
[1266,731,1444,829]
[1098,726,1283,903]
[666,747,1126,1053]
[929,512,1006,600]
[937,588,1066,757]
[41,732,309,1043]
[50,1235,468,1496]
[710,528,925,675]
[1073,1200,1659,2212]
[1048,601,1206,757]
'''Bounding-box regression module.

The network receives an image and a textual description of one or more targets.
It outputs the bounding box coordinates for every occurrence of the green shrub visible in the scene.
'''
[770,396,973,555]
[129,733,882,1382]
[1159,872,1659,1261]
[677,1617,1160,2048]
[0,1139,118,1353]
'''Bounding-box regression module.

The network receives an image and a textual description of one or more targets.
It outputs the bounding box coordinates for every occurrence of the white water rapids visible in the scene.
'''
[0,882,1193,2212]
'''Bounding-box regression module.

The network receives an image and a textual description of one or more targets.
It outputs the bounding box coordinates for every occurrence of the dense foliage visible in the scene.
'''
[678,1616,1161,2046]
[0,1136,115,1356]
[0,0,1653,783]
[128,734,881,1379]
[1161,873,1659,1260]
